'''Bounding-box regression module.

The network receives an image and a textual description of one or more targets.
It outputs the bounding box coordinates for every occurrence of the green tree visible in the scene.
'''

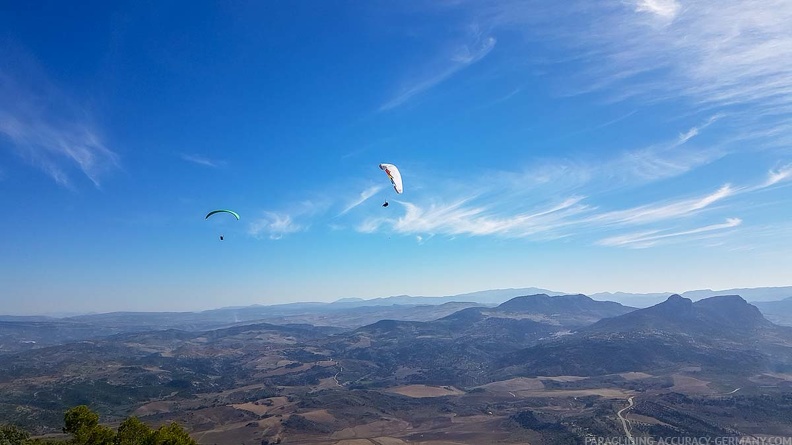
[0,424,30,445]
[63,406,99,435]
[0,406,196,445]
[62,405,115,445]
[148,423,197,445]
[115,417,153,445]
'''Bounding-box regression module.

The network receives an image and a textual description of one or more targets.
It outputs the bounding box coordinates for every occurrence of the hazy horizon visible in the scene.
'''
[4,284,791,317]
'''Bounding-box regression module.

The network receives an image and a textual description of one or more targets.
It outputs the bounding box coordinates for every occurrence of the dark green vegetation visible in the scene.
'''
[0,405,195,444]
[2,294,792,444]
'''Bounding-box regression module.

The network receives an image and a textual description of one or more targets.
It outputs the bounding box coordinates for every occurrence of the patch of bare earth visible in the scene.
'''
[394,367,422,379]
[332,440,377,445]
[513,388,634,398]
[302,409,336,423]
[192,421,261,445]
[477,377,545,392]
[331,419,412,440]
[477,378,632,398]
[626,413,669,426]
[261,363,313,377]
[313,377,342,390]
[402,415,512,444]
[347,336,372,349]
[384,385,465,398]
[230,402,269,416]
[619,372,653,380]
[537,375,587,382]
[229,396,291,418]
[671,374,714,394]
[368,438,409,445]
[132,401,173,416]
[750,372,792,386]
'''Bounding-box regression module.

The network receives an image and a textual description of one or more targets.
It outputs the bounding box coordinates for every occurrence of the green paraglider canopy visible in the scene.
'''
[205,209,240,220]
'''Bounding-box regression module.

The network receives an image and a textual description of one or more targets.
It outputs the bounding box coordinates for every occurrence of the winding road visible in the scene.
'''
[331,358,343,387]
[617,396,635,445]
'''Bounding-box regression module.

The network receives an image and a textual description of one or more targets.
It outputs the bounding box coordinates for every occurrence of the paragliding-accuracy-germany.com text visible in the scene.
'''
[585,437,792,445]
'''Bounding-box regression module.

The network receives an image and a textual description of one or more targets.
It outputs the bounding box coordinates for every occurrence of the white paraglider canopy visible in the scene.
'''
[379,163,403,194]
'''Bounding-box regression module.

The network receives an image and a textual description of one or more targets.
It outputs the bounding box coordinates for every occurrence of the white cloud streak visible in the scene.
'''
[354,158,788,249]
[498,116,726,196]
[634,0,681,20]
[764,163,792,187]
[677,114,722,144]
[0,67,118,188]
[597,218,742,248]
[589,184,735,225]
[380,32,496,111]
[180,153,225,168]
[453,0,792,153]
[359,195,590,238]
[248,212,304,240]
[340,185,384,215]
[248,199,331,240]
[576,0,792,113]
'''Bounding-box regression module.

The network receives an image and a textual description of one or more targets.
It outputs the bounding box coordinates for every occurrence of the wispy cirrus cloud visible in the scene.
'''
[248,212,304,240]
[634,0,681,20]
[0,59,118,188]
[448,0,792,153]
[589,184,735,226]
[730,163,792,193]
[495,116,726,196]
[586,165,791,247]
[359,195,590,239]
[354,151,790,249]
[763,163,792,188]
[339,184,384,215]
[380,29,496,111]
[723,222,792,251]
[249,179,392,238]
[248,199,330,240]
[597,218,742,248]
[180,153,226,168]
[677,114,722,144]
[560,0,792,113]
[352,121,728,241]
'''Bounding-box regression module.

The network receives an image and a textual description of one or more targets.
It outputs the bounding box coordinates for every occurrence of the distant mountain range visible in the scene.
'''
[457,293,635,328]
[6,286,791,321]
[501,294,792,377]
[330,293,638,386]
[4,290,792,440]
[589,286,792,307]
[334,287,567,306]
[331,286,792,309]
[754,297,792,326]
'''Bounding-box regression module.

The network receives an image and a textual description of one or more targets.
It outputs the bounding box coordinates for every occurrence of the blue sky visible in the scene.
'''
[1,0,791,314]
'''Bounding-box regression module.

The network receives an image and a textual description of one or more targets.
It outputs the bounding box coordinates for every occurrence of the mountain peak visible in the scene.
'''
[587,292,772,337]
[666,294,689,303]
[334,297,365,303]
[490,294,633,327]
[644,294,694,317]
[694,295,770,329]
[497,294,551,311]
